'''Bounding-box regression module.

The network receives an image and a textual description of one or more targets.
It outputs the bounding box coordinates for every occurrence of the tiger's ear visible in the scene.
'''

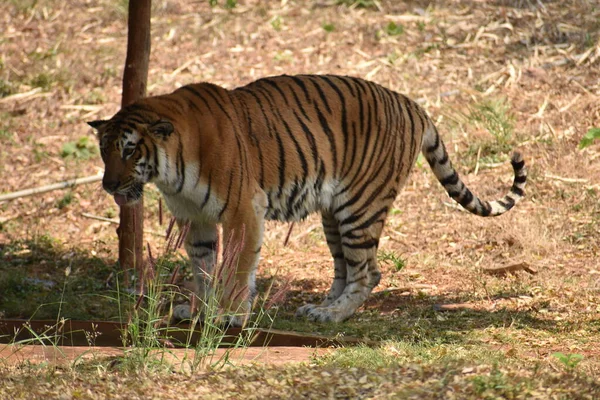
[87,120,109,130]
[148,119,174,139]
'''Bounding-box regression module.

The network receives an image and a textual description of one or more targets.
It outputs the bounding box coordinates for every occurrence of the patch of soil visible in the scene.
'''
[0,345,327,367]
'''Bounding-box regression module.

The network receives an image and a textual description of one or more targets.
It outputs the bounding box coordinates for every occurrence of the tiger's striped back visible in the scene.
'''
[230,75,525,223]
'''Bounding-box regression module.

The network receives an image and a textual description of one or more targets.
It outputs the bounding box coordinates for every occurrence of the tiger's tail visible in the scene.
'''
[421,120,527,217]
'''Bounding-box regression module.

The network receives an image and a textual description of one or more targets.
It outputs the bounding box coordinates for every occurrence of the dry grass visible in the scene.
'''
[1,0,600,395]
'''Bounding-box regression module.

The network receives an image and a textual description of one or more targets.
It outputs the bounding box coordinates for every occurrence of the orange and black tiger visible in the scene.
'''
[88,74,527,326]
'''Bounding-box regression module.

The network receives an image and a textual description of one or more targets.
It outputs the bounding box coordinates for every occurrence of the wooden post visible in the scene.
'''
[119,0,151,284]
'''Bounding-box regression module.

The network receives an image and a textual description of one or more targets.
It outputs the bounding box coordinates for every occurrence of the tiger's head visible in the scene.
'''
[87,114,174,206]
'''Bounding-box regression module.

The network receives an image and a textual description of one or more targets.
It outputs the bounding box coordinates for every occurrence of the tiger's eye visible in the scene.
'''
[123,147,135,158]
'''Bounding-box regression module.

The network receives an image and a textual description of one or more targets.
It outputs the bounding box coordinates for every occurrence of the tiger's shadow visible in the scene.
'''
[259,277,566,342]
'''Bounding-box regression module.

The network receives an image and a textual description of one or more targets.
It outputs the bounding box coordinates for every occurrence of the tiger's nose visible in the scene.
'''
[102,179,120,194]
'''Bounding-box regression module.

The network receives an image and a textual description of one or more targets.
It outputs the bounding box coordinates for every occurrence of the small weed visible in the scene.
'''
[584,33,595,48]
[84,89,106,105]
[60,136,98,160]
[387,51,400,65]
[385,21,404,36]
[208,0,236,9]
[315,344,399,369]
[104,207,117,219]
[417,21,426,32]
[0,79,15,98]
[322,23,335,33]
[378,251,406,272]
[336,0,377,9]
[468,97,515,146]
[273,50,293,63]
[270,16,283,31]
[552,352,584,370]
[470,367,525,397]
[578,127,600,149]
[28,46,59,61]
[28,73,54,91]
[224,0,237,10]
[0,128,14,143]
[33,143,48,162]
[8,0,38,13]
[412,43,439,58]
[56,192,74,210]
[451,97,517,169]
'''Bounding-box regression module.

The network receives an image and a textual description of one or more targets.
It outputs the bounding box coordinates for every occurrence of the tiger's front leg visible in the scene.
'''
[173,221,218,321]
[218,189,267,327]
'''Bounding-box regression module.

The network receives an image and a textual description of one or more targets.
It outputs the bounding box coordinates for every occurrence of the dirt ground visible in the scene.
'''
[0,344,326,367]
[1,0,600,390]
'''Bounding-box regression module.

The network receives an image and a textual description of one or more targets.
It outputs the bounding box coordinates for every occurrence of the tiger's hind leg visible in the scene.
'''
[319,211,347,306]
[296,211,385,323]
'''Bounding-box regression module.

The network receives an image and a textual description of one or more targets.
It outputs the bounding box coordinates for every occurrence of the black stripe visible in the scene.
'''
[440,171,459,187]
[181,85,213,112]
[425,128,440,153]
[345,258,362,267]
[503,197,515,207]
[316,107,338,169]
[320,76,350,168]
[174,138,185,194]
[481,202,491,216]
[334,146,393,215]
[409,106,426,163]
[152,141,159,178]
[342,238,379,250]
[290,76,311,103]
[218,171,235,219]
[349,261,368,276]
[341,230,361,240]
[308,77,332,114]
[448,190,460,198]
[336,76,357,97]
[340,82,377,190]
[343,206,388,232]
[191,240,216,249]
[458,190,474,208]
[293,110,319,165]
[200,171,212,209]
[514,175,527,184]
[261,78,290,106]
[511,159,525,170]
[438,147,449,165]
[496,199,509,209]
[204,85,234,123]
[289,86,312,122]
[158,96,184,115]
[275,129,286,197]
[511,186,525,197]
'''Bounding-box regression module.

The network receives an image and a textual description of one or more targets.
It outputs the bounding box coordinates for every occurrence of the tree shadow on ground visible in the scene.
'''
[0,237,129,321]
[268,277,597,344]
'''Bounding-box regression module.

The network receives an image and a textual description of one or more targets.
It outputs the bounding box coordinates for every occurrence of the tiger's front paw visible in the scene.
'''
[295,303,318,318]
[295,304,348,323]
[172,303,193,321]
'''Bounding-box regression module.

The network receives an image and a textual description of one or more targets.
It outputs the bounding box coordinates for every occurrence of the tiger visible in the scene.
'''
[88,74,527,327]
